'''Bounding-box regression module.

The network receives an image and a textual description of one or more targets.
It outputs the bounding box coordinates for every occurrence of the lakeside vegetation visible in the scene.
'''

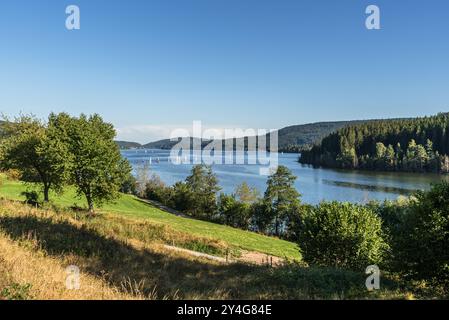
[300,112,449,173]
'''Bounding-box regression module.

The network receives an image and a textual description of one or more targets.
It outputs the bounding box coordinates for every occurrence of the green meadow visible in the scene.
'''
[0,175,300,260]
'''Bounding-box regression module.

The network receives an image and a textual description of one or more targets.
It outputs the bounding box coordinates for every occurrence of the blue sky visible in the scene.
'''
[0,0,448,143]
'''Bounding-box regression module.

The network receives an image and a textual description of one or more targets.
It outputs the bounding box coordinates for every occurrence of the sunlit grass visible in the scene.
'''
[0,176,300,260]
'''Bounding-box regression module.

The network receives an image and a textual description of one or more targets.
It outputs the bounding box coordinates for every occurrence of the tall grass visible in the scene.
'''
[0,200,407,300]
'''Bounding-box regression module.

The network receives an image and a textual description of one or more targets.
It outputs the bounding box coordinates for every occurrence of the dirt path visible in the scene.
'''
[162,244,285,267]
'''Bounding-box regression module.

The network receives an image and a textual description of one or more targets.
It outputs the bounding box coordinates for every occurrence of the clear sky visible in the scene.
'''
[1,0,448,143]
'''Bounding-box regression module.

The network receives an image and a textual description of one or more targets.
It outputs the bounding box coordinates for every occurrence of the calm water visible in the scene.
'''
[122,149,449,204]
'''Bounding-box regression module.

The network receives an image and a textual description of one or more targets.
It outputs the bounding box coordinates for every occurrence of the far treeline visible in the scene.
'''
[117,120,365,153]
[300,112,449,173]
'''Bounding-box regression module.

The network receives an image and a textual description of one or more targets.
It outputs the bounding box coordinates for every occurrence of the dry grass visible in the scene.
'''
[0,200,411,300]
[0,233,140,300]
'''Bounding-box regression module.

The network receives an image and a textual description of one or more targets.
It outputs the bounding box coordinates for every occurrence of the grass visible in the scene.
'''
[0,200,409,299]
[0,175,300,260]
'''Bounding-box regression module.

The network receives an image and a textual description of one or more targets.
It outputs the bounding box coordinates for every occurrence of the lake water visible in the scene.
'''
[122,149,449,204]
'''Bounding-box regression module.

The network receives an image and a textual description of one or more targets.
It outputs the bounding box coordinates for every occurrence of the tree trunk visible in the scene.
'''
[43,185,50,202]
[86,193,94,214]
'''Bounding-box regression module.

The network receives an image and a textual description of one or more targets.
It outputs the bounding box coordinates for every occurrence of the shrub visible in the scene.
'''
[297,201,388,270]
[120,173,137,195]
[21,191,40,207]
[217,193,252,229]
[4,169,21,181]
[391,181,449,283]
[144,174,170,204]
[170,181,195,213]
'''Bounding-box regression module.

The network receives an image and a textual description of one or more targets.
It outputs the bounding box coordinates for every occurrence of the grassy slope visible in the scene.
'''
[0,176,300,260]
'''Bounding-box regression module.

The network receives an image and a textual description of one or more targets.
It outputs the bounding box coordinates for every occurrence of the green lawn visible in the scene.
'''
[0,176,300,260]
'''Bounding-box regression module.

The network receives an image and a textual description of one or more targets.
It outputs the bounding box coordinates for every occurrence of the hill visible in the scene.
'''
[115,141,142,149]
[0,175,299,260]
[139,120,367,153]
[300,112,449,173]
[0,175,408,299]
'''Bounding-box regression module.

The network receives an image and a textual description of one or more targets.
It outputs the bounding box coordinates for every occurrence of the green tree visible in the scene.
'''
[217,193,252,229]
[391,182,449,282]
[0,115,69,202]
[234,182,259,204]
[185,164,221,219]
[262,165,301,236]
[297,202,388,270]
[385,144,396,170]
[374,142,387,170]
[144,173,169,204]
[336,147,358,169]
[56,113,131,213]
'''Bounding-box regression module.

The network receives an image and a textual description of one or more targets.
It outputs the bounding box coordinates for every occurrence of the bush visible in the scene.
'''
[217,193,252,229]
[144,174,170,204]
[297,202,388,270]
[4,169,21,181]
[391,182,449,283]
[120,173,137,195]
[170,181,195,213]
[21,191,40,207]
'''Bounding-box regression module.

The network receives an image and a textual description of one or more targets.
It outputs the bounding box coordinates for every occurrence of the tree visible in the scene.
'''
[234,182,259,203]
[144,173,169,204]
[299,112,449,174]
[374,142,387,170]
[135,161,151,197]
[171,181,194,212]
[385,144,396,170]
[336,147,358,169]
[217,193,252,229]
[120,172,137,195]
[56,113,131,213]
[391,182,449,282]
[297,202,388,270]
[185,164,221,219]
[262,165,301,236]
[0,115,69,202]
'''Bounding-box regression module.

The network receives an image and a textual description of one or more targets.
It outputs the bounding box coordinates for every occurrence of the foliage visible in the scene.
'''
[184,164,221,219]
[3,169,21,181]
[389,182,449,283]
[260,165,301,236]
[144,173,170,204]
[234,182,259,203]
[300,113,449,173]
[51,113,132,212]
[297,202,388,270]
[20,191,40,207]
[135,161,151,197]
[217,193,253,229]
[168,181,193,212]
[120,172,137,195]
[0,115,69,201]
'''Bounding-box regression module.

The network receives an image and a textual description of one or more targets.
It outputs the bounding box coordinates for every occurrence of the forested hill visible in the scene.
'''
[136,120,366,152]
[275,120,365,152]
[299,113,449,173]
[115,141,142,149]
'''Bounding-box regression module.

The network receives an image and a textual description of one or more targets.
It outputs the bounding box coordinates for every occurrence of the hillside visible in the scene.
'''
[139,120,368,152]
[0,175,409,299]
[115,140,142,149]
[300,112,449,173]
[0,175,299,260]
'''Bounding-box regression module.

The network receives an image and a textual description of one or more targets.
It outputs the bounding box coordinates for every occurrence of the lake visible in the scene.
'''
[122,149,449,204]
